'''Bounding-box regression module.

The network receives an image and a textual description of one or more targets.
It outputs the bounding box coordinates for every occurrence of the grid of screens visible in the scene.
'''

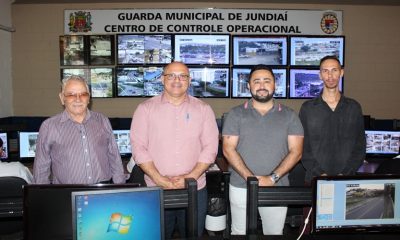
[72,187,164,240]
[365,130,400,156]
[60,34,345,99]
[313,175,400,233]
[0,132,8,159]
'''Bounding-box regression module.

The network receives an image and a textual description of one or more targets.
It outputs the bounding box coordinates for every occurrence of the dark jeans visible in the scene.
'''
[165,187,208,239]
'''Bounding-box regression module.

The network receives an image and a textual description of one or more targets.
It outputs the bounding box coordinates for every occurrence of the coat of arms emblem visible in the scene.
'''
[68,11,92,33]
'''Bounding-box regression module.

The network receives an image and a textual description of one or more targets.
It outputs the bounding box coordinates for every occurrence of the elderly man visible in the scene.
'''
[131,61,219,238]
[33,75,125,184]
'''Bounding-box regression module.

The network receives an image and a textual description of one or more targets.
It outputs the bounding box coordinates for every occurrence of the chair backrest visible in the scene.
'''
[163,178,198,238]
[0,176,27,235]
[246,176,312,235]
[0,176,27,218]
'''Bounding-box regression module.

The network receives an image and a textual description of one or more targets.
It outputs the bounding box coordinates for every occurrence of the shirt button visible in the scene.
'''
[82,135,86,139]
[86,163,90,166]
[88,176,92,179]
[85,149,88,153]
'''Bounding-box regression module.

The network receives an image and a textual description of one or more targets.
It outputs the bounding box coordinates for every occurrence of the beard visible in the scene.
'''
[251,89,274,103]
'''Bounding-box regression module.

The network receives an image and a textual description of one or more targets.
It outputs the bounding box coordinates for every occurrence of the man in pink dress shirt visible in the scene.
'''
[131,61,219,238]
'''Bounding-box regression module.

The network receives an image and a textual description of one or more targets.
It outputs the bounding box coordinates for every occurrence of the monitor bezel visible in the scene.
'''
[18,131,39,159]
[289,35,345,67]
[232,34,288,66]
[71,187,164,240]
[174,34,230,65]
[230,66,287,99]
[312,174,400,234]
[0,132,9,160]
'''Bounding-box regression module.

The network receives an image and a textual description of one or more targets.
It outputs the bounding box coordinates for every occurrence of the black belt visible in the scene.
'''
[98,179,113,184]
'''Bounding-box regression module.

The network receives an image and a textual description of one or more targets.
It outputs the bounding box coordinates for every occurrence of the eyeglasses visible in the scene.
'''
[63,92,90,100]
[163,73,190,82]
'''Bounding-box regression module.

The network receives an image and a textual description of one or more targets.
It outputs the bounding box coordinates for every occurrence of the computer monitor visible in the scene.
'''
[18,131,39,158]
[0,132,8,159]
[23,183,140,240]
[113,130,131,158]
[72,187,164,240]
[365,130,400,161]
[312,175,400,234]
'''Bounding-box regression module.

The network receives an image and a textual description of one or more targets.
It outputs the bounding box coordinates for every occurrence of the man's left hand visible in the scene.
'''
[256,175,275,187]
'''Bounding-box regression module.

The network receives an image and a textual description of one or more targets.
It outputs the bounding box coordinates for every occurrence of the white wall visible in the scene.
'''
[0,0,13,118]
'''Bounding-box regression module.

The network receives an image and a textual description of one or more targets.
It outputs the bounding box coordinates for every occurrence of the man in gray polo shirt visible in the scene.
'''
[222,65,304,235]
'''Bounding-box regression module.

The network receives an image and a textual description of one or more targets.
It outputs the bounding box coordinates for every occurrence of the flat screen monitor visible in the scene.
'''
[19,131,39,158]
[89,68,114,98]
[290,36,345,66]
[365,130,400,161]
[312,175,400,234]
[289,68,343,99]
[61,68,90,81]
[113,130,132,157]
[89,35,115,65]
[116,66,164,97]
[174,34,230,65]
[0,132,8,159]
[60,35,87,66]
[231,67,287,98]
[72,187,164,240]
[232,35,287,65]
[188,67,230,98]
[117,34,172,64]
[23,183,140,240]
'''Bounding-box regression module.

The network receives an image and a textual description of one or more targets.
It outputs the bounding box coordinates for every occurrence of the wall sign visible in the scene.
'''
[64,9,342,35]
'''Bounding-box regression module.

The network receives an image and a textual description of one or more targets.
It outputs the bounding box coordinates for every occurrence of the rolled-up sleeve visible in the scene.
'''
[131,104,153,164]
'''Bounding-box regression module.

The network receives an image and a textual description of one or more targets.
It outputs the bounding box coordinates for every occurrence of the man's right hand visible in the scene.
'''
[154,175,175,189]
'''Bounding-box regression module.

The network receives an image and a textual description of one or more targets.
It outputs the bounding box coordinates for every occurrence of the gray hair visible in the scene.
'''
[61,75,90,93]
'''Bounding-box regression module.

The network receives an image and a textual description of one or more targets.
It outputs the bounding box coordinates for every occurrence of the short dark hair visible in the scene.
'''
[248,65,275,82]
[319,55,341,67]
[0,137,3,148]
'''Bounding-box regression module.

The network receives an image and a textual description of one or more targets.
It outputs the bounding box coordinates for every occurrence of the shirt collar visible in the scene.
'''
[160,92,190,105]
[60,109,91,123]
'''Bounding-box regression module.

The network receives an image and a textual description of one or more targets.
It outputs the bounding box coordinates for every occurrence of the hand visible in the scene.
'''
[170,175,189,189]
[256,175,275,187]
[154,175,175,189]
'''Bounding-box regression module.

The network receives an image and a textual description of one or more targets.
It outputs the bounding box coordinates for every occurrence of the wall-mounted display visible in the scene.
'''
[290,36,345,66]
[188,67,230,98]
[231,67,287,98]
[289,68,343,98]
[89,35,115,65]
[90,68,114,98]
[174,34,230,64]
[117,34,172,64]
[60,35,87,66]
[232,35,287,66]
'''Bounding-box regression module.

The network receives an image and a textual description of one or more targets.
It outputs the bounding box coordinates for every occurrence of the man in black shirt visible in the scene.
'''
[299,56,366,184]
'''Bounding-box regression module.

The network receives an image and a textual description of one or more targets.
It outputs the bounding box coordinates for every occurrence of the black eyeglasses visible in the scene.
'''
[163,73,190,82]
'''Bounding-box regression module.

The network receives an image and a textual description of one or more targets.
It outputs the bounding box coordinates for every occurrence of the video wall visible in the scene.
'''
[60,34,345,99]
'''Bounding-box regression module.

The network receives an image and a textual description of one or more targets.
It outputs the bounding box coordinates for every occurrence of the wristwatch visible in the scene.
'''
[269,172,280,183]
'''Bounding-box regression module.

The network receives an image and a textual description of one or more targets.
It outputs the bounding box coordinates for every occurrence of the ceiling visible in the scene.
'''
[12,0,400,6]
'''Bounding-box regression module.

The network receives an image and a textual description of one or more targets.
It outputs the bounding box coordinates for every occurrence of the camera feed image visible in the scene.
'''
[233,36,287,65]
[90,68,113,98]
[144,67,164,96]
[19,132,39,158]
[61,68,90,82]
[113,130,131,155]
[118,35,172,64]
[0,133,8,159]
[366,131,400,154]
[345,183,395,220]
[188,68,229,97]
[175,35,230,64]
[117,67,144,96]
[290,37,344,66]
[289,69,342,98]
[89,35,114,65]
[231,68,287,98]
[60,35,86,66]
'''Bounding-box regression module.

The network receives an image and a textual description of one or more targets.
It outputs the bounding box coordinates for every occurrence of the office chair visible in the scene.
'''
[163,178,198,238]
[0,176,27,235]
[246,176,312,236]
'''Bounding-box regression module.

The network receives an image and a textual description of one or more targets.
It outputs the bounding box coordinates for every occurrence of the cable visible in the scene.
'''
[296,207,312,240]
